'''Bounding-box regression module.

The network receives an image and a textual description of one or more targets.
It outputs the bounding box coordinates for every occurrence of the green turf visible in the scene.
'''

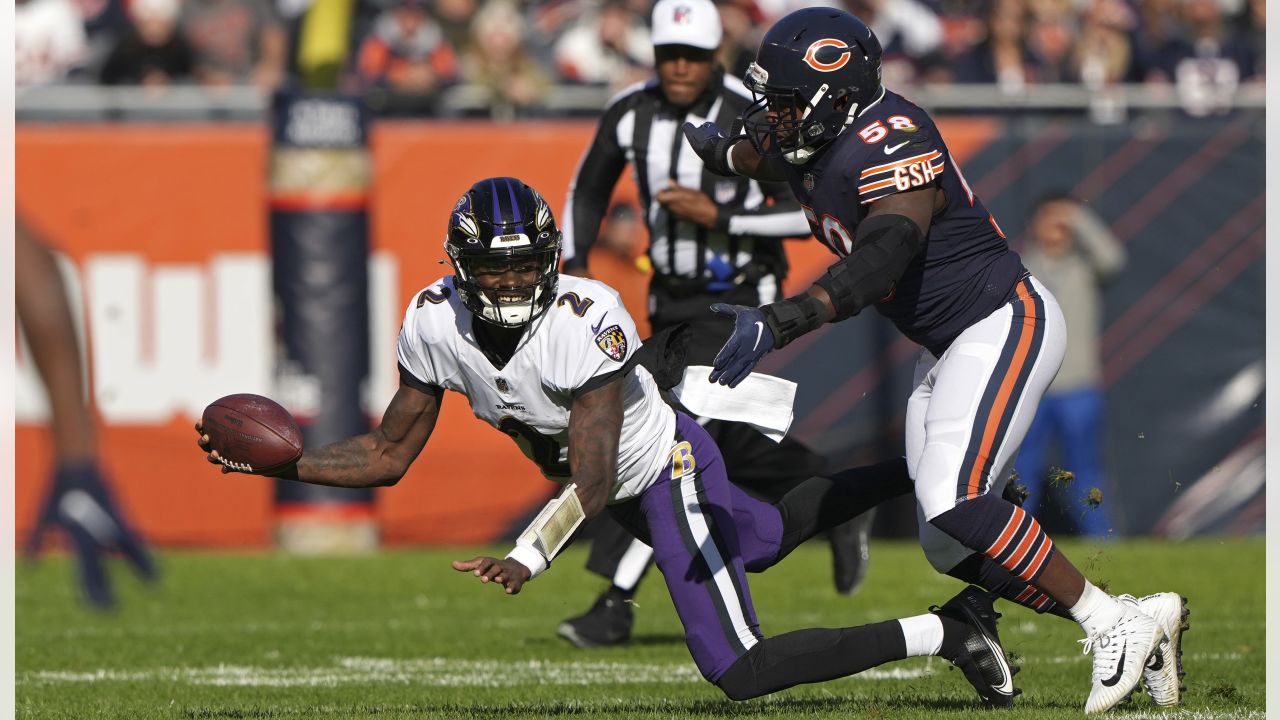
[16,538,1263,719]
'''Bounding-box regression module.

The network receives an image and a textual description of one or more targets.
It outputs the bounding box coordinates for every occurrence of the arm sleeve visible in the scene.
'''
[395,294,445,394]
[720,180,813,238]
[562,99,631,271]
[855,122,947,205]
[553,292,641,396]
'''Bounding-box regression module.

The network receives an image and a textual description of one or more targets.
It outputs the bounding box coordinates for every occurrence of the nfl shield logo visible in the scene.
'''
[803,173,815,192]
[673,5,691,23]
[715,180,736,204]
[495,377,510,393]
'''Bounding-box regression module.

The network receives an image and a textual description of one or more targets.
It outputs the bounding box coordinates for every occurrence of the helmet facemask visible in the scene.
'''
[743,61,863,165]
[449,243,561,328]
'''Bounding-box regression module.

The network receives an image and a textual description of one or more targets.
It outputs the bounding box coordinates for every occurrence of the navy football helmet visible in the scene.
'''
[742,7,884,164]
[445,177,562,327]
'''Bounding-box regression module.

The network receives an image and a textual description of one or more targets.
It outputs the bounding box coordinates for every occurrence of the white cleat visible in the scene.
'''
[1082,603,1166,714]
[1119,592,1189,706]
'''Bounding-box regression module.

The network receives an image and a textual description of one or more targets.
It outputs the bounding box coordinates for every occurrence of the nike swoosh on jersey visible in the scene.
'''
[591,314,607,334]
[752,321,764,351]
[1100,642,1128,687]
[883,140,911,155]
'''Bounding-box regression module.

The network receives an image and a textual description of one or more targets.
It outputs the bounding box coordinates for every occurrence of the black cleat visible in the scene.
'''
[557,587,634,648]
[830,510,874,595]
[933,585,1021,708]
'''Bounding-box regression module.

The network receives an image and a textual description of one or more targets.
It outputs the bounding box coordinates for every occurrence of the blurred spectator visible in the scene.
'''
[1129,0,1181,81]
[16,0,89,86]
[181,0,288,89]
[846,0,944,85]
[100,0,196,86]
[1237,0,1264,79]
[552,0,652,90]
[357,0,458,100]
[529,0,587,49]
[1013,194,1125,537]
[716,0,766,78]
[945,0,1046,88]
[1149,0,1255,115]
[433,0,480,57]
[459,0,552,118]
[1073,0,1135,87]
[75,0,131,79]
[1026,0,1076,83]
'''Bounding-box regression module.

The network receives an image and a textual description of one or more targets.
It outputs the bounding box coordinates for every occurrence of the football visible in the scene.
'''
[201,394,304,474]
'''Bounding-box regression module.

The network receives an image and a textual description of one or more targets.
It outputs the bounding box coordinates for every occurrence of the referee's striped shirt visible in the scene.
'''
[561,69,810,292]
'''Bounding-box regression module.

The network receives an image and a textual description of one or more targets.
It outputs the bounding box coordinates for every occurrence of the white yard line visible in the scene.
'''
[20,657,932,688]
[18,650,1253,689]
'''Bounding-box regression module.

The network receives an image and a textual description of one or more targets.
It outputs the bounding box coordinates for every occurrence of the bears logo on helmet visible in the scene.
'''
[742,7,884,164]
[803,39,853,72]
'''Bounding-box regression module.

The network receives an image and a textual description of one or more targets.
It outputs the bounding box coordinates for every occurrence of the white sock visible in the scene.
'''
[898,613,944,657]
[1069,581,1124,636]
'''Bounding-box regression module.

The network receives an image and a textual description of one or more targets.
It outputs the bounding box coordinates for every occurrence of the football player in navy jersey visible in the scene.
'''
[684,8,1186,713]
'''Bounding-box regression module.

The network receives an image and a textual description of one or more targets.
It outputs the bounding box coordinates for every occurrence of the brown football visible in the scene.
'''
[201,394,303,473]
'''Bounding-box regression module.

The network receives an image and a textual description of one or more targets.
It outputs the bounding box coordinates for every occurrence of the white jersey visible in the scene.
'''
[396,274,675,502]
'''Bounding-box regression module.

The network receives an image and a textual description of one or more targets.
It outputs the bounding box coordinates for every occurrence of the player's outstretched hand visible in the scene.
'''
[195,421,236,474]
[682,121,738,177]
[194,421,261,474]
[452,556,533,595]
[25,462,159,608]
[708,303,776,388]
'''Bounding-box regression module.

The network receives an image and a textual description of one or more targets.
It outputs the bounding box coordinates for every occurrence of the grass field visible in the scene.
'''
[16,538,1263,720]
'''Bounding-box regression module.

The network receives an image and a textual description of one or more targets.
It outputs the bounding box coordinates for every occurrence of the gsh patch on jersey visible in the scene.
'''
[594,325,628,362]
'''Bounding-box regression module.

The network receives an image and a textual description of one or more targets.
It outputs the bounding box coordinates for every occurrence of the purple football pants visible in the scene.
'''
[610,412,786,681]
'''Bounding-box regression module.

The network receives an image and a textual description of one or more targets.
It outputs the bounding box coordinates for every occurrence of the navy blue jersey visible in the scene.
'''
[782,90,1024,354]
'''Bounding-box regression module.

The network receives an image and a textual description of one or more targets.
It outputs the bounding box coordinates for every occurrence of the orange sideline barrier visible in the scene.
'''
[15,118,996,547]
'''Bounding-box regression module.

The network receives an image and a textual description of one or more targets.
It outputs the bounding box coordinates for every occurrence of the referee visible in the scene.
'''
[557,0,875,649]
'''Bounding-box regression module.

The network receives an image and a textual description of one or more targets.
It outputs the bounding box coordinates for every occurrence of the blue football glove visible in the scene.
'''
[708,303,776,388]
[682,121,740,177]
[26,462,158,608]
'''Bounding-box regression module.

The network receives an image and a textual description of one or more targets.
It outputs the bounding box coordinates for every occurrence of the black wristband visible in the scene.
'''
[761,293,828,348]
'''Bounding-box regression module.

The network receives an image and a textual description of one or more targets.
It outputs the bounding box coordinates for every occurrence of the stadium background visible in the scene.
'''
[14,0,1265,550]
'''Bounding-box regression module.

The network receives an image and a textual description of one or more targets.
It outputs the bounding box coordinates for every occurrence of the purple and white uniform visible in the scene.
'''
[397,273,789,680]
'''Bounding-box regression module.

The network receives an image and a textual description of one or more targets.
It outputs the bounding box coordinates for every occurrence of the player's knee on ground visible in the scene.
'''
[711,623,905,700]
[713,653,761,701]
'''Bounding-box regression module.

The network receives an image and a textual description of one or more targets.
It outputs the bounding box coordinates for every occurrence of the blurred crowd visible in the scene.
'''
[17,0,1264,114]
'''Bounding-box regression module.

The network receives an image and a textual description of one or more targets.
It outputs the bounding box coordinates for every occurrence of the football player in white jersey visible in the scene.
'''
[197,176,1019,705]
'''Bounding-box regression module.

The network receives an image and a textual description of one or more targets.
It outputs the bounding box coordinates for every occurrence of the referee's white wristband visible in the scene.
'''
[506,543,548,579]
